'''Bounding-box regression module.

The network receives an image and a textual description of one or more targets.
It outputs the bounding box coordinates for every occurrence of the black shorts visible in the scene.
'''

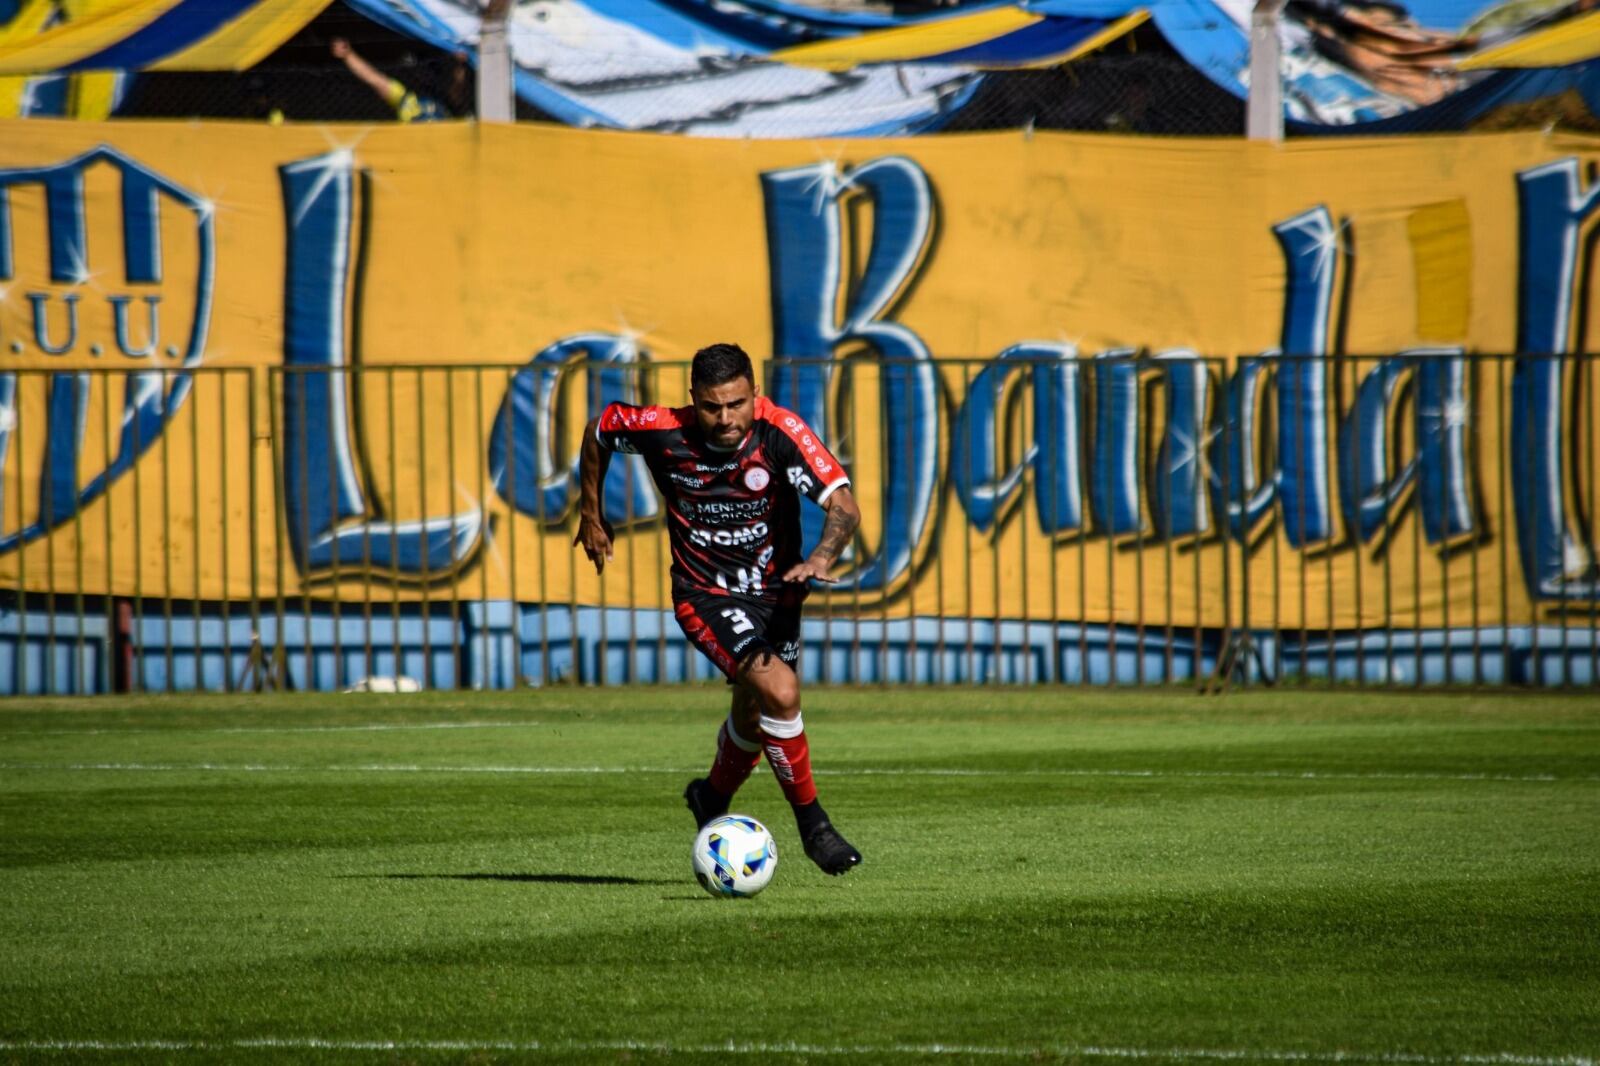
[673,589,801,680]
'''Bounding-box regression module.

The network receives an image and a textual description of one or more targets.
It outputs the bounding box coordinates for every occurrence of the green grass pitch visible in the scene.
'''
[1,687,1596,1064]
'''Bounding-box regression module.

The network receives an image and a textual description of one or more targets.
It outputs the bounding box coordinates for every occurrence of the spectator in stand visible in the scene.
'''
[245,74,285,125]
[330,37,469,122]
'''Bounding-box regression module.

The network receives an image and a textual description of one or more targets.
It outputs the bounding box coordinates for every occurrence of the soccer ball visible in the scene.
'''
[691,815,778,898]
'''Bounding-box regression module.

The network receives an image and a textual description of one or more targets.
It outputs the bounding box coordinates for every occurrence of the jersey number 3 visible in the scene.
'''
[720,607,755,635]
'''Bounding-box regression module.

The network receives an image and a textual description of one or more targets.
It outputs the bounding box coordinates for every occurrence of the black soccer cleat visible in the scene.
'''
[683,777,730,830]
[801,820,862,876]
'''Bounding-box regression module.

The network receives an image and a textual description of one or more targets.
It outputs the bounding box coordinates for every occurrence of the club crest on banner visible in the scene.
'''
[0,145,214,553]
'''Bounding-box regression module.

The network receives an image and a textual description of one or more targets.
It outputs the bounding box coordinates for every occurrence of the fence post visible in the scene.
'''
[477,0,514,124]
[1247,0,1284,142]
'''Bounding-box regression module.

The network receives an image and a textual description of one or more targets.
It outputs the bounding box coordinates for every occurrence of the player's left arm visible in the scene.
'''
[782,485,860,585]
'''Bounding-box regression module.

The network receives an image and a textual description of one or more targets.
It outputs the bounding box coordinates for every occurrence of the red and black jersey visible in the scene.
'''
[595,396,849,604]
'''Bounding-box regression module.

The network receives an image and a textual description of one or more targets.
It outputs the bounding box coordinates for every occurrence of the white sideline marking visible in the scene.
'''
[0,763,1594,784]
[0,763,648,774]
[10,721,540,738]
[0,1038,1590,1064]
[844,768,1600,785]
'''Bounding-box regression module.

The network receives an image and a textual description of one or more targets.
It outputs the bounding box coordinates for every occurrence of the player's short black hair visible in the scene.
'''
[691,343,755,390]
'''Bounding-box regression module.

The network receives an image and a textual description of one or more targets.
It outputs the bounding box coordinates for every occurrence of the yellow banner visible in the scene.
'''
[0,121,1596,632]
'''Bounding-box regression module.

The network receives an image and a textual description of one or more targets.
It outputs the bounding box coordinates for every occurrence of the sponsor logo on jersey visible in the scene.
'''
[744,467,770,491]
[670,471,704,489]
[689,522,770,549]
[715,567,765,594]
[787,465,814,494]
[695,460,742,473]
[680,498,768,521]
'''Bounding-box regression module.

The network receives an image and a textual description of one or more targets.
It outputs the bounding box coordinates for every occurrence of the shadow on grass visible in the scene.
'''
[343,872,679,886]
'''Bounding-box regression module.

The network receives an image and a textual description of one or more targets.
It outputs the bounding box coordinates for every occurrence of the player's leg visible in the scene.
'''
[675,594,762,829]
[684,684,762,828]
[729,677,762,740]
[738,650,861,876]
[675,592,861,875]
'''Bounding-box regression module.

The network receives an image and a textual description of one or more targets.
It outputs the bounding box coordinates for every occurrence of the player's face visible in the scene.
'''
[691,376,756,449]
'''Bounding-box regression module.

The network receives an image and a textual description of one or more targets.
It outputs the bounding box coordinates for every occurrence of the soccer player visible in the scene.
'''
[575,342,863,876]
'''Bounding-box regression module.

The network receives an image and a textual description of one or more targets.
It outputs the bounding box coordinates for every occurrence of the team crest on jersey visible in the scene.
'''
[744,467,770,491]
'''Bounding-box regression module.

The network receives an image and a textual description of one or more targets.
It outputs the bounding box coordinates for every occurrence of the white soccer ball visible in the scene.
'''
[691,815,778,898]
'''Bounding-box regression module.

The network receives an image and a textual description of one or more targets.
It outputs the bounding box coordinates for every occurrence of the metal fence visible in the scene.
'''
[0,353,1595,694]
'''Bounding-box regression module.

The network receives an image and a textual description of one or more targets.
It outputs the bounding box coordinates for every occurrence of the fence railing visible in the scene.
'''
[0,353,1594,694]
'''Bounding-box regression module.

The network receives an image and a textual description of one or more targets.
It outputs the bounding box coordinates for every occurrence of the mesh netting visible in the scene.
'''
[115,4,481,123]
[42,0,1600,136]
[109,12,1246,136]
[939,30,1246,136]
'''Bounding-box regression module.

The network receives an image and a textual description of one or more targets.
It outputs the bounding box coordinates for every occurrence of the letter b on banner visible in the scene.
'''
[762,156,938,592]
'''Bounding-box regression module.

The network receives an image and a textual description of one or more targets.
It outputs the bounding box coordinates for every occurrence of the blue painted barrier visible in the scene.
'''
[0,601,1594,693]
[128,606,463,692]
[0,606,109,696]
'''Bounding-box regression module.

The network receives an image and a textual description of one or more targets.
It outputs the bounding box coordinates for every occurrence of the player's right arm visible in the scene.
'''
[576,418,615,574]
[579,402,674,573]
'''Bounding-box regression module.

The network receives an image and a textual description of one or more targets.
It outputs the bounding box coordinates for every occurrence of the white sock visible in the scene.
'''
[724,713,761,752]
[759,712,804,740]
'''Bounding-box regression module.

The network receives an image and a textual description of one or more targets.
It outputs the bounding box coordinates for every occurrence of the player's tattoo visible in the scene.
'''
[812,504,857,564]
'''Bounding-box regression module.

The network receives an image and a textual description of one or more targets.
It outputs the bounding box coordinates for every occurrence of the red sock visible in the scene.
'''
[707,715,761,797]
[759,712,817,807]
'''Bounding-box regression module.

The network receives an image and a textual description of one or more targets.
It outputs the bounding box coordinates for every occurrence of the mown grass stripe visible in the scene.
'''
[9,721,541,737]
[0,763,1593,784]
[0,1038,1591,1064]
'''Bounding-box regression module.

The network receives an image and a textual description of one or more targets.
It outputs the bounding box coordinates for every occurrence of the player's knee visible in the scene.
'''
[742,654,799,718]
[768,678,800,718]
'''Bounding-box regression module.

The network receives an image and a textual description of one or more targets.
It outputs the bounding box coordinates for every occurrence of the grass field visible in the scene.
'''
[1,687,1596,1064]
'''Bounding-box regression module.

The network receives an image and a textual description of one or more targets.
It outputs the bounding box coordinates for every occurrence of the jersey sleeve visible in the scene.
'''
[381,77,408,110]
[595,402,668,455]
[766,408,850,505]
